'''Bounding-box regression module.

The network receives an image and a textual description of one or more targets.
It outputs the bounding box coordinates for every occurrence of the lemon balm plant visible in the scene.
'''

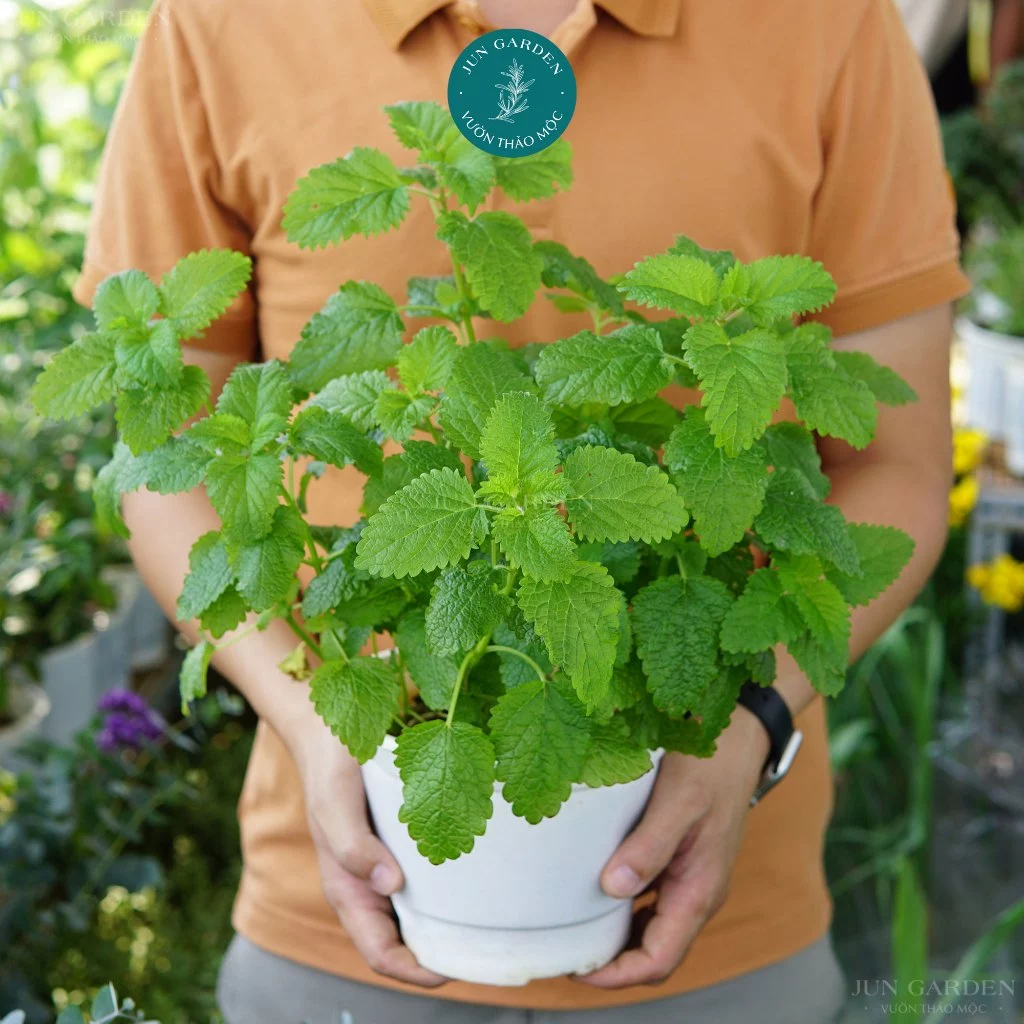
[32,102,917,976]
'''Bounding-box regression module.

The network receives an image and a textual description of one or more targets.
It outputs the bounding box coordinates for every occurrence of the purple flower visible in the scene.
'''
[96,688,164,752]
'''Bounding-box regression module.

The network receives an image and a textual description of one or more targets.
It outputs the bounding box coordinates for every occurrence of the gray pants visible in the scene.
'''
[217,934,847,1024]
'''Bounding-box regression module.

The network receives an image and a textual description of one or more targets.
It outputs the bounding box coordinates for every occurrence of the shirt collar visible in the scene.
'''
[363,0,680,49]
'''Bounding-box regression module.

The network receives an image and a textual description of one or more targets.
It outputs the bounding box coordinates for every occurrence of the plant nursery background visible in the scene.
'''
[1,0,1024,1021]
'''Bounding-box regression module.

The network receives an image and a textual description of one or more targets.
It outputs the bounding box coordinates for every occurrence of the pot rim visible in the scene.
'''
[0,680,52,745]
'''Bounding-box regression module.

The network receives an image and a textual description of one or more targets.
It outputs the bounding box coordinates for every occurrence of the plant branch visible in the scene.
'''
[485,645,547,682]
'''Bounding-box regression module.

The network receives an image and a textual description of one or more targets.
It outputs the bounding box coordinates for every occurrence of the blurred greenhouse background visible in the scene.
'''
[1,1,1024,1021]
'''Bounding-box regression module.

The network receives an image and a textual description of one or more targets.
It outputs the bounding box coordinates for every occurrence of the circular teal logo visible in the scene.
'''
[447,29,576,157]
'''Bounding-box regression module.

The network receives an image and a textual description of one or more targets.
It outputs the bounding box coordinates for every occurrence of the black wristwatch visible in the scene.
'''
[736,681,802,806]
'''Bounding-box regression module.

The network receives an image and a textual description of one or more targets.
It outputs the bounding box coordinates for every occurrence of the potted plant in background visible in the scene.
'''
[31,103,918,985]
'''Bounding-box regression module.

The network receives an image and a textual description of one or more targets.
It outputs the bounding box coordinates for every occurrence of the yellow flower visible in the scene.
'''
[949,475,979,527]
[967,554,1024,612]
[953,428,988,476]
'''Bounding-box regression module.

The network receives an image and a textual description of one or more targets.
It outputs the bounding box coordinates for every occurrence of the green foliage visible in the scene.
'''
[31,103,918,863]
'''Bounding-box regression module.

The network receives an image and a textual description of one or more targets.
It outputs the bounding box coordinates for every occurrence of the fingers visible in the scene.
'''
[600,754,711,899]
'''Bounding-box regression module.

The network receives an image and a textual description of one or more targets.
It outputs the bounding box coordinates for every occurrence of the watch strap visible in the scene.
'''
[736,681,803,805]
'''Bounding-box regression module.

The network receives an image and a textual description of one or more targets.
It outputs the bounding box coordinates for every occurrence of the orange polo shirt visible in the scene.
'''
[74,0,969,1009]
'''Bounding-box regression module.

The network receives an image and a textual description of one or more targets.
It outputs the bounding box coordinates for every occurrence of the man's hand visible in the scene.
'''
[577,708,770,989]
[290,703,448,989]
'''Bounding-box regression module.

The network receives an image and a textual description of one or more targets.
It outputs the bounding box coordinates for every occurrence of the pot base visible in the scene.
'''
[393,898,632,986]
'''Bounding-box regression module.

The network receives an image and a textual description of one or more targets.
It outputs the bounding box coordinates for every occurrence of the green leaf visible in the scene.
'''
[282,147,410,248]
[288,281,404,393]
[395,610,459,710]
[361,441,463,517]
[425,561,510,656]
[535,325,673,407]
[56,1010,84,1024]
[158,249,252,338]
[200,586,248,639]
[788,631,848,697]
[93,269,159,330]
[517,561,621,711]
[385,100,458,153]
[489,679,591,822]
[683,322,787,455]
[441,210,542,321]
[667,236,737,279]
[719,568,806,654]
[577,540,642,587]
[373,390,436,443]
[217,360,294,449]
[479,391,560,501]
[781,569,850,665]
[578,717,652,788]
[396,720,496,863]
[632,575,733,716]
[406,275,474,321]
[177,531,233,621]
[289,405,382,476]
[664,409,767,556]
[114,320,182,388]
[492,506,577,582]
[397,326,459,393]
[438,342,535,459]
[719,254,836,323]
[180,640,214,711]
[619,252,720,318]
[494,139,573,202]
[91,983,118,1020]
[535,240,622,315]
[826,523,915,607]
[436,135,496,212]
[229,505,306,611]
[563,445,688,544]
[758,421,830,499]
[205,452,282,542]
[310,370,394,431]
[754,469,860,573]
[301,558,349,619]
[491,622,552,688]
[609,396,678,447]
[31,332,117,419]
[115,365,211,454]
[183,412,251,455]
[784,325,877,449]
[355,467,487,578]
[310,656,400,762]
[833,350,918,406]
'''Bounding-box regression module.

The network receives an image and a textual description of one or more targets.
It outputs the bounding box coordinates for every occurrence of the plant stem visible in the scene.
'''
[286,610,325,661]
[446,633,490,726]
[435,186,478,344]
[500,566,520,597]
[485,645,547,682]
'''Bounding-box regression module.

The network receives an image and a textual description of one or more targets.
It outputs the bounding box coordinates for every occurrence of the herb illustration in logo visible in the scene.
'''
[448,29,577,157]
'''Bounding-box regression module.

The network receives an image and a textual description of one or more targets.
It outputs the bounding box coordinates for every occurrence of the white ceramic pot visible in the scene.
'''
[361,735,663,986]
[957,315,1024,440]
[0,679,51,767]
[38,631,99,745]
[1005,358,1024,477]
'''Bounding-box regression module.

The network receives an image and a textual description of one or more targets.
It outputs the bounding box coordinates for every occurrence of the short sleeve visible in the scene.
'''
[808,0,971,337]
[72,0,256,358]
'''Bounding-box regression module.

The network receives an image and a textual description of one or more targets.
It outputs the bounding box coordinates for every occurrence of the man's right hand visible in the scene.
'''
[287,701,449,989]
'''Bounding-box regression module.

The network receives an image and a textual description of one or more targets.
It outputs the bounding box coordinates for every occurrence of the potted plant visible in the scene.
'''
[31,103,917,985]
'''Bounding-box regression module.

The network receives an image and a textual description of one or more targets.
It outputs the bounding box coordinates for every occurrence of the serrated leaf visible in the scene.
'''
[183,412,251,455]
[355,467,487,578]
[436,135,496,212]
[754,468,860,573]
[158,249,252,338]
[719,254,836,323]
[782,571,850,662]
[310,656,400,762]
[283,147,410,248]
[719,568,806,653]
[438,342,535,458]
[289,405,382,475]
[620,252,720,318]
[425,561,510,655]
[491,622,552,688]
[833,350,917,406]
[397,325,459,393]
[577,540,642,587]
[395,610,459,710]
[517,561,621,711]
[115,365,211,454]
[442,210,542,321]
[664,408,767,556]
[229,504,306,611]
[784,325,877,449]
[788,631,848,697]
[180,640,214,710]
[489,679,591,822]
[667,236,737,279]
[31,332,117,418]
[758,421,830,499]
[495,139,573,202]
[300,558,349,619]
[683,322,787,455]
[373,389,436,442]
[405,274,475,321]
[289,281,404,392]
[385,100,459,152]
[536,325,673,407]
[479,391,560,501]
[826,523,915,606]
[396,720,495,863]
[93,269,159,330]
[361,441,463,517]
[535,239,623,316]
[114,320,182,388]
[492,506,577,582]
[563,445,688,544]
[205,452,282,542]
[310,370,394,431]
[610,396,678,446]
[199,586,248,639]
[217,360,293,449]
[177,531,233,621]
[578,717,652,788]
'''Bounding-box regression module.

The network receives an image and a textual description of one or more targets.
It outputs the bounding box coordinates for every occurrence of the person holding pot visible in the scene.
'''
[73,0,968,1020]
